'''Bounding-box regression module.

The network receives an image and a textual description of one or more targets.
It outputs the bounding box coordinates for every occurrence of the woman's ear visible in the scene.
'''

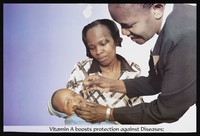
[116,37,123,47]
[119,37,123,43]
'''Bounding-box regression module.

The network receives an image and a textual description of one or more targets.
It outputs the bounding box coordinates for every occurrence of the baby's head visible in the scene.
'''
[51,88,87,116]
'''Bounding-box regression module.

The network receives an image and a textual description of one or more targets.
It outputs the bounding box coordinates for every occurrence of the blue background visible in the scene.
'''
[3,3,196,127]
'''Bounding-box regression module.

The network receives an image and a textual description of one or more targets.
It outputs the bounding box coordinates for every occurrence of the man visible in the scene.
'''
[75,4,196,124]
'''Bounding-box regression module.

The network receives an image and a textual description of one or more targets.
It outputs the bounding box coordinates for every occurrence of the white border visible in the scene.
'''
[4,124,196,133]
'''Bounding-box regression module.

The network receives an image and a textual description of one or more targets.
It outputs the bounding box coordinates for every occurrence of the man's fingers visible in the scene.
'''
[75,105,96,122]
[75,110,93,122]
[83,86,109,93]
[82,85,97,93]
[85,101,97,107]
[76,105,90,112]
[83,75,99,87]
[95,86,109,92]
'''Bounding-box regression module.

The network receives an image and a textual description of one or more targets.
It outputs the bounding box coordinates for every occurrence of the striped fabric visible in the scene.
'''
[66,54,144,108]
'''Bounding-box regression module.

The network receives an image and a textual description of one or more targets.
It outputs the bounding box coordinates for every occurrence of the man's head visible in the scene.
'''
[51,88,86,116]
[108,4,165,44]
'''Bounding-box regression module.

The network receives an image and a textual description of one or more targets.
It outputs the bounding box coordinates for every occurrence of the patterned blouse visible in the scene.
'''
[66,54,143,108]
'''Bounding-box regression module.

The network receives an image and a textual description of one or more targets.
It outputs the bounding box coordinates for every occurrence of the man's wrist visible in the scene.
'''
[109,108,114,121]
[105,107,111,121]
[105,107,115,121]
[110,80,126,93]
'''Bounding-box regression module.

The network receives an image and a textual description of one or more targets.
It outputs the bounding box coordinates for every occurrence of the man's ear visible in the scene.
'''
[152,4,165,20]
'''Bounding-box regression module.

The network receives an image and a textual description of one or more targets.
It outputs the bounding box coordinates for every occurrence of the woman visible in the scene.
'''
[48,19,143,124]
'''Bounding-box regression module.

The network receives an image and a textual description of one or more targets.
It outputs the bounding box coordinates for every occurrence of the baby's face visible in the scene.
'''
[58,89,86,116]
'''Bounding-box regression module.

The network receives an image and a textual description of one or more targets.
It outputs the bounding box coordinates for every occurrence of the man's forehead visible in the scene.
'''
[109,4,140,10]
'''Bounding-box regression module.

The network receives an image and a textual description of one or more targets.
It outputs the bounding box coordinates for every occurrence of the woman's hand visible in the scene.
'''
[75,101,107,123]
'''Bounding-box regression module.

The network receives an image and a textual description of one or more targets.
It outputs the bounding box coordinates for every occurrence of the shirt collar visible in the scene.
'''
[88,54,134,74]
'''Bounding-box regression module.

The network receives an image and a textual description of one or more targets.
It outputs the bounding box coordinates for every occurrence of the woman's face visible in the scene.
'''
[86,25,117,67]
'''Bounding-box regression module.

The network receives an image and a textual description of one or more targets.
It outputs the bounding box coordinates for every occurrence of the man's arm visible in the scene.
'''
[112,30,196,124]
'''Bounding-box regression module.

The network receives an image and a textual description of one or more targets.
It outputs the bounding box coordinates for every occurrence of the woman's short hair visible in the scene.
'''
[82,19,122,58]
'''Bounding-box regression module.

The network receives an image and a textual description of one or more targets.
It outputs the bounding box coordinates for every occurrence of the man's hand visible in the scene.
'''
[83,75,112,92]
[83,74,126,93]
[75,101,107,123]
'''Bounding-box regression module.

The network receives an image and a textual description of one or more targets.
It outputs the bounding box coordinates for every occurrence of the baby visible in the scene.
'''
[48,88,117,125]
